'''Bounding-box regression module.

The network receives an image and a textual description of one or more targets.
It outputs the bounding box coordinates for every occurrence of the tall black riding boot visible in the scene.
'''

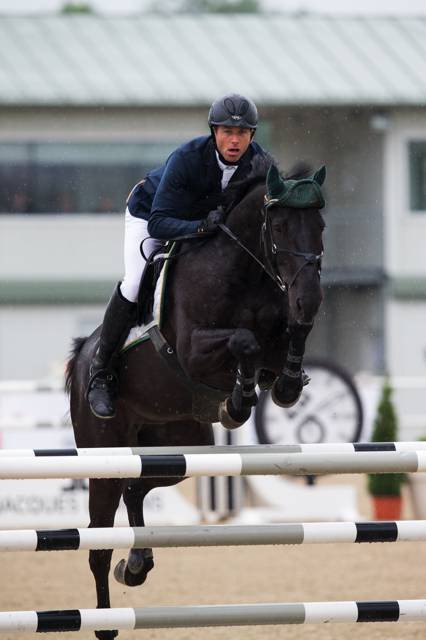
[87,284,136,419]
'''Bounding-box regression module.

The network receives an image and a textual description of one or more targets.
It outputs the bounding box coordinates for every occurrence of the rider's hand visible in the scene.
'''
[198,208,226,234]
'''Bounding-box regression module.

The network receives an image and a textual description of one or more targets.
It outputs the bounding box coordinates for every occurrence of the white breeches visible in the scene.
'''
[120,208,164,303]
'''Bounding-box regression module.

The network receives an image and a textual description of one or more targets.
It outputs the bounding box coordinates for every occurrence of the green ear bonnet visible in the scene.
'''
[265,164,326,209]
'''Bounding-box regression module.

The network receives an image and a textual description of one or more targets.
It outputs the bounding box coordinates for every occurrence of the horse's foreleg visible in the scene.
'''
[88,479,122,640]
[114,479,154,587]
[272,325,311,408]
[219,328,260,430]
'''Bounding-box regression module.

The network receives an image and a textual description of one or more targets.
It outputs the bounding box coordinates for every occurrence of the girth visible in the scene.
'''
[147,325,227,422]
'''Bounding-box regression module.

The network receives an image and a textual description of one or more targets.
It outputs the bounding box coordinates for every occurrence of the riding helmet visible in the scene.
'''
[208,93,258,130]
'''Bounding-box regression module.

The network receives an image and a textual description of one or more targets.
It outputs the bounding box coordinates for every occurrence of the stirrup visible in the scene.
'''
[86,368,118,419]
[86,367,115,397]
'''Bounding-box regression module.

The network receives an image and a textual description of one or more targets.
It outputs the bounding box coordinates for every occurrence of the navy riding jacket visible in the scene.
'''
[126,135,269,240]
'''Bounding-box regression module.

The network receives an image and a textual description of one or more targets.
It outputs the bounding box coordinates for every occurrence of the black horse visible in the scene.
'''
[66,161,326,639]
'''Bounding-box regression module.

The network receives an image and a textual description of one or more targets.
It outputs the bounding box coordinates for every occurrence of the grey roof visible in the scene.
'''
[1,14,426,106]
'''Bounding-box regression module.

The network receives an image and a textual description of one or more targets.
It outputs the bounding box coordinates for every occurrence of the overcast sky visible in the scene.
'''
[2,0,426,14]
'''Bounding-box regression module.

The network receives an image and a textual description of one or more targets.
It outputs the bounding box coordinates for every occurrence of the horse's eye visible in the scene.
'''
[272,222,285,234]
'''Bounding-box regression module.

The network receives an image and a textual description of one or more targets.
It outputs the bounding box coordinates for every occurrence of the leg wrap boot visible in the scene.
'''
[87,284,136,419]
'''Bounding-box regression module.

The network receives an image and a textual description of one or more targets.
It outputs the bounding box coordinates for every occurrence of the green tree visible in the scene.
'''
[367,380,406,496]
[61,3,94,13]
[147,0,261,13]
[183,0,260,12]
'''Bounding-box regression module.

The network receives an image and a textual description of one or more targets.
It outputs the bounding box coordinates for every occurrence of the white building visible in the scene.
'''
[0,13,425,381]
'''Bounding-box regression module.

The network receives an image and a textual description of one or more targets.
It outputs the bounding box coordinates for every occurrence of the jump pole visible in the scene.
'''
[1,600,426,632]
[0,450,426,479]
[0,441,425,457]
[2,521,426,552]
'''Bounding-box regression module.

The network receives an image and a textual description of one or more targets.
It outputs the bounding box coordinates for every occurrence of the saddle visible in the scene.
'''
[136,245,170,326]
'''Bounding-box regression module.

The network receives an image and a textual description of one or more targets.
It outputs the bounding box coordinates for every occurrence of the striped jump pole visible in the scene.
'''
[1,441,426,457]
[2,521,426,552]
[1,600,426,632]
[0,450,426,479]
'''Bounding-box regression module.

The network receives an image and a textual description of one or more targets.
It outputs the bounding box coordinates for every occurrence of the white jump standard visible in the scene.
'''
[1,600,426,632]
[1,450,426,479]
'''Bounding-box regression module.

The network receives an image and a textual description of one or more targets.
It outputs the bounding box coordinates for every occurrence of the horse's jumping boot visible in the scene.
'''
[114,548,154,587]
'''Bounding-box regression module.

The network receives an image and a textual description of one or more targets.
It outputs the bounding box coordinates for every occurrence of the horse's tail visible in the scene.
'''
[65,337,87,394]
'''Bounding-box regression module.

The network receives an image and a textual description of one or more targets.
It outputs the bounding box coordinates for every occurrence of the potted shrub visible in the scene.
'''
[367,380,406,519]
[408,435,426,518]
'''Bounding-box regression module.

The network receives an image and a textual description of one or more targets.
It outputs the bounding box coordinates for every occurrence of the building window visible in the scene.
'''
[0,141,180,214]
[409,141,426,212]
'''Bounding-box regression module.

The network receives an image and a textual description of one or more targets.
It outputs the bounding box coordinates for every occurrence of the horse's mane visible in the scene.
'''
[221,155,313,212]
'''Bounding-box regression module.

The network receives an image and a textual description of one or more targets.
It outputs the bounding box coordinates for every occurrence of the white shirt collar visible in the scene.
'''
[215,151,238,190]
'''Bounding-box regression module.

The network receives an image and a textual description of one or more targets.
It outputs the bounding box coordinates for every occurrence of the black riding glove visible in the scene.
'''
[198,208,226,234]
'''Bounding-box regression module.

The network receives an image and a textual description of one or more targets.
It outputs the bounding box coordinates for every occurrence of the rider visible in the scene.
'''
[87,93,271,419]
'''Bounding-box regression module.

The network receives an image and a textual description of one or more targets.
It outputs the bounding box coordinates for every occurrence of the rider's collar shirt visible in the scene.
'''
[215,151,238,191]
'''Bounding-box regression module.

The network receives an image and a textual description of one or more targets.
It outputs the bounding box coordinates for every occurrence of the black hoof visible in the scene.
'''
[257,369,277,391]
[95,629,118,640]
[271,378,303,408]
[114,550,154,587]
[219,398,251,430]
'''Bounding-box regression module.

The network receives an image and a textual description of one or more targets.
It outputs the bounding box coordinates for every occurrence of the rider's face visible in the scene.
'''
[214,126,252,163]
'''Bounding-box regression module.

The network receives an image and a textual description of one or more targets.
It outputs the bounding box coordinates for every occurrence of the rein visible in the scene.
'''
[217,222,287,293]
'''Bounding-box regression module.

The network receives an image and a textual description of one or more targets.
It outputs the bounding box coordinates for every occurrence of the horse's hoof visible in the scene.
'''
[113,550,154,587]
[257,369,277,391]
[113,558,127,585]
[271,379,303,408]
[95,629,118,640]
[218,398,251,430]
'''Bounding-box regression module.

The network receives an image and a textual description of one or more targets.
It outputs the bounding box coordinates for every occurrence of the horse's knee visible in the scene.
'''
[228,328,260,359]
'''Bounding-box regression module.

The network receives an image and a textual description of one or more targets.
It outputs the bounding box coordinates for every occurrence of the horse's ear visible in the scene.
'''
[313,165,326,185]
[266,164,285,197]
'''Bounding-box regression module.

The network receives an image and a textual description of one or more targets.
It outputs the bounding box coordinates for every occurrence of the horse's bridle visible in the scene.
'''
[260,196,323,291]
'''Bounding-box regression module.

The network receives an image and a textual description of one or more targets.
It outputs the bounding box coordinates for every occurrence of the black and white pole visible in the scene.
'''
[1,600,426,632]
[0,450,426,479]
[0,441,425,458]
[1,521,426,552]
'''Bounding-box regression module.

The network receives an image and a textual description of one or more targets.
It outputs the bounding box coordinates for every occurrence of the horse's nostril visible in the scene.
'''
[296,298,303,312]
